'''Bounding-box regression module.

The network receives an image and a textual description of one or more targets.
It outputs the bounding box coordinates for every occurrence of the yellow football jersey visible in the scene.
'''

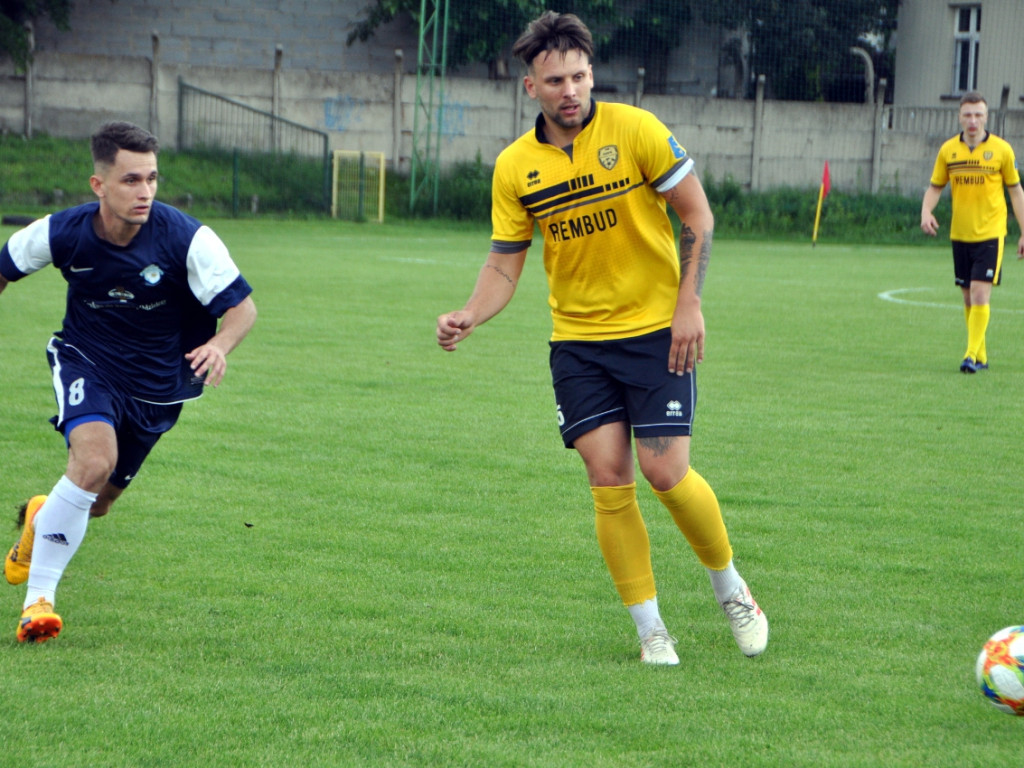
[930,132,1021,242]
[491,100,694,341]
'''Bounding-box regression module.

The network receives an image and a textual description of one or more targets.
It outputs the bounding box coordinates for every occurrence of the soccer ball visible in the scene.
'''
[976,626,1024,715]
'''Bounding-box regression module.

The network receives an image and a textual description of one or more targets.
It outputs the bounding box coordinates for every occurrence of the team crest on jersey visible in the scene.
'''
[598,145,618,170]
[984,151,993,161]
[140,264,164,285]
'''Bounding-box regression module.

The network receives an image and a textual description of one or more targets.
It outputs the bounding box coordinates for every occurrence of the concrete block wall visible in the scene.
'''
[2,0,1022,197]
[30,0,417,74]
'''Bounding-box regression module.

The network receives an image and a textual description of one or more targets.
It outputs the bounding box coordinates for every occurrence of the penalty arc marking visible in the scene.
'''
[878,287,1024,314]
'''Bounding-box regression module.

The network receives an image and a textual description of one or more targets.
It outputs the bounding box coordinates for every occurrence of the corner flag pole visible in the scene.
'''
[812,161,830,246]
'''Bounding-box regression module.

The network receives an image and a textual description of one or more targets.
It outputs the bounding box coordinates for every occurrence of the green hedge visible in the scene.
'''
[388,162,964,245]
[0,133,986,245]
[701,171,955,243]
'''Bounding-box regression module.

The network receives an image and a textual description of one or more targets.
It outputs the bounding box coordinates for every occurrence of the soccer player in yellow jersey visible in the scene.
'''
[921,91,1024,373]
[436,11,767,665]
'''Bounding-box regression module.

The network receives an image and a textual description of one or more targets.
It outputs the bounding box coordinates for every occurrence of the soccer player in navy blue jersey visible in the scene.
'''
[0,121,257,642]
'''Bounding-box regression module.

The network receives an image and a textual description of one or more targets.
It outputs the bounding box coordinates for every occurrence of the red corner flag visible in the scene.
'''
[813,161,830,244]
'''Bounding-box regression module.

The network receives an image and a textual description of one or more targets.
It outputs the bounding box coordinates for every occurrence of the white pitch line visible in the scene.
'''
[878,287,1024,314]
[877,287,957,309]
[378,255,473,267]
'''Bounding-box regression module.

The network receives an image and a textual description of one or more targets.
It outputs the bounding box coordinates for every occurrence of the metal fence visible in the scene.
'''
[887,106,962,138]
[887,105,1024,146]
[177,78,331,215]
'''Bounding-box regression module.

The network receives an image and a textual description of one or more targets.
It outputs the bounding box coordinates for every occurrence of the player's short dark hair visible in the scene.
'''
[959,91,987,107]
[91,121,159,166]
[512,11,594,70]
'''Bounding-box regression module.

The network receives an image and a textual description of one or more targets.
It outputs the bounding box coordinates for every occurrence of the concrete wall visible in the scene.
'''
[5,47,1024,198]
[4,0,1024,199]
[28,0,419,75]
[24,0,727,97]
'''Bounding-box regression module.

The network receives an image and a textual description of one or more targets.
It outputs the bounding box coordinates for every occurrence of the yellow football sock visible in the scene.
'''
[653,468,733,570]
[966,304,990,362]
[592,483,656,606]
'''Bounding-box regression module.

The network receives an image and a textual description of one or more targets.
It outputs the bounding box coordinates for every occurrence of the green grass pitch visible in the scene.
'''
[1,218,1023,766]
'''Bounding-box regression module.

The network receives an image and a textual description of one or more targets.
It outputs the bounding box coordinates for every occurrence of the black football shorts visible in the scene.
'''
[549,327,696,449]
[953,238,1002,287]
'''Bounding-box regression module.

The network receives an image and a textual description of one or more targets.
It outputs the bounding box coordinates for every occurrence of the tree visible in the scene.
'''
[347,0,900,101]
[694,0,899,101]
[346,0,618,78]
[598,0,692,95]
[0,0,72,71]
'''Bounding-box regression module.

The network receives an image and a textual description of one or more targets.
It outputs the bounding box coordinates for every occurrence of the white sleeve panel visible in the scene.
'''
[653,157,694,194]
[185,225,241,307]
[6,215,54,274]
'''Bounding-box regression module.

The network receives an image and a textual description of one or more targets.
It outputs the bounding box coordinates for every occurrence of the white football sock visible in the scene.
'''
[24,476,96,609]
[707,561,744,604]
[627,596,666,639]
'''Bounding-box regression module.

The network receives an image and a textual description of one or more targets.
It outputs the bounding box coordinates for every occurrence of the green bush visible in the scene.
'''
[160,147,329,216]
[390,162,959,245]
[0,134,329,219]
[392,153,492,221]
[0,134,94,207]
[0,133,985,244]
[701,170,957,243]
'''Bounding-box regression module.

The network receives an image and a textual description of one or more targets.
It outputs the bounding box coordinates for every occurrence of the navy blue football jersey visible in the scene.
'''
[0,200,252,403]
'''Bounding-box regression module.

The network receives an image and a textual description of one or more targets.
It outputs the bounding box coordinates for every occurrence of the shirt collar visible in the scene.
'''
[959,130,991,146]
[534,98,597,145]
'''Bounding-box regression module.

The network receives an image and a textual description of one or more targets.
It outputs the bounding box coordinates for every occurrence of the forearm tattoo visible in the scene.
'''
[679,224,712,297]
[696,229,711,296]
[486,263,515,285]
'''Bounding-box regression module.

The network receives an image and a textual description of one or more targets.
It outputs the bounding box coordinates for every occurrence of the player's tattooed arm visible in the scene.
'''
[485,262,516,286]
[696,229,711,296]
[678,224,712,297]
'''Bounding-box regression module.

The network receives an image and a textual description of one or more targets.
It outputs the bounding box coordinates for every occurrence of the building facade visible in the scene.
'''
[894,0,1024,108]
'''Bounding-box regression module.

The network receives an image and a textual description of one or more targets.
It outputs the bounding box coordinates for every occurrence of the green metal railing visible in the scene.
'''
[177,78,331,215]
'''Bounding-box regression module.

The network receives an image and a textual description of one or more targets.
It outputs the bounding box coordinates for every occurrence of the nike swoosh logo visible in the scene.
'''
[69,266,94,272]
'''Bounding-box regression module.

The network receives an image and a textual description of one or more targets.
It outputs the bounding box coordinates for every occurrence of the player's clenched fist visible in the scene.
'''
[436,311,475,351]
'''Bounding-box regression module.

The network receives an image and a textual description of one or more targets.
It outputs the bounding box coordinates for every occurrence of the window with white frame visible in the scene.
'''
[952,5,981,94]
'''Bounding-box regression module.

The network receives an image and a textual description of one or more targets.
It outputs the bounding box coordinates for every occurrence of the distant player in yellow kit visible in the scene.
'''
[436,11,767,665]
[921,91,1024,372]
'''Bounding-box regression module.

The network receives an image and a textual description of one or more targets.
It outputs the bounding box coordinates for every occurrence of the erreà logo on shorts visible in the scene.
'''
[666,400,683,417]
